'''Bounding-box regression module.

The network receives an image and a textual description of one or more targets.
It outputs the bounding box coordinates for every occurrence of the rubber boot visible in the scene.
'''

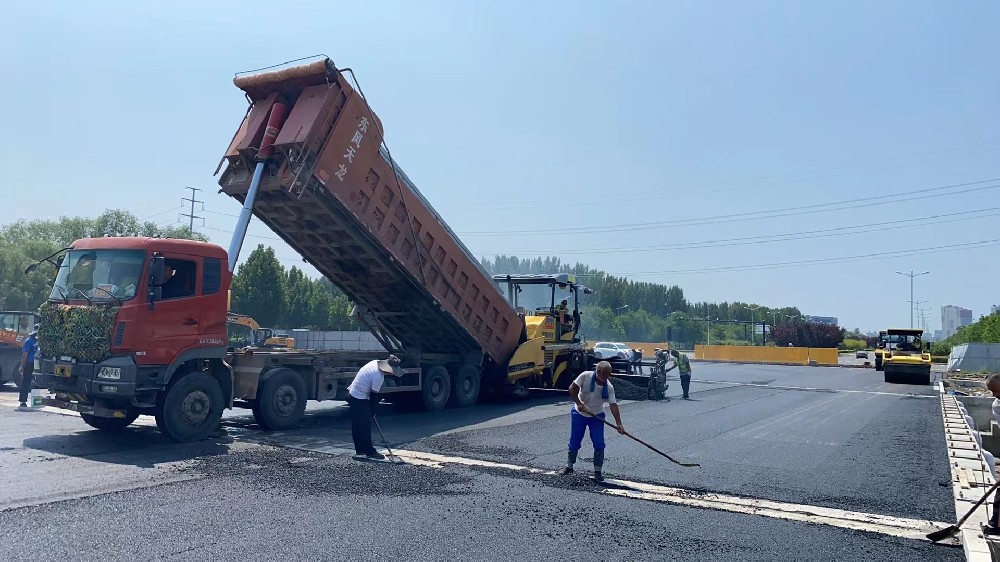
[593,448,605,481]
[559,449,578,475]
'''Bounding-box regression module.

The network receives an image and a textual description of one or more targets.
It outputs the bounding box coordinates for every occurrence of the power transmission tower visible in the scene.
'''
[179,186,205,233]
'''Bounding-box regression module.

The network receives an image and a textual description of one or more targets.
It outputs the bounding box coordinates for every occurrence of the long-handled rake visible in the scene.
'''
[587,411,700,468]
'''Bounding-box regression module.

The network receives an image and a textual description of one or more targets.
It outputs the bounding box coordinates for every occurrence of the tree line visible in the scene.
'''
[0,210,207,311]
[930,311,1000,356]
[480,256,817,346]
[2,211,843,347]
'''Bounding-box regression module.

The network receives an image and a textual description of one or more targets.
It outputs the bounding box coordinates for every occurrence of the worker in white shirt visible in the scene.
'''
[985,374,1000,532]
[347,355,402,459]
[558,361,625,481]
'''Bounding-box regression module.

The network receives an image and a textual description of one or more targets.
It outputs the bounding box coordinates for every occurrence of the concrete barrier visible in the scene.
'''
[694,345,839,366]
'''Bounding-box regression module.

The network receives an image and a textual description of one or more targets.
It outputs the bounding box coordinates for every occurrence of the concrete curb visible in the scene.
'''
[939,382,996,561]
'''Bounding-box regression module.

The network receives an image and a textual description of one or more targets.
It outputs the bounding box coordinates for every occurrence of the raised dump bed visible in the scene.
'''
[217,58,522,381]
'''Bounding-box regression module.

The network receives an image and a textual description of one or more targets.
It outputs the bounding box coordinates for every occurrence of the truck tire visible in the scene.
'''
[155,372,224,443]
[81,411,140,433]
[422,365,451,412]
[253,368,307,430]
[450,365,480,408]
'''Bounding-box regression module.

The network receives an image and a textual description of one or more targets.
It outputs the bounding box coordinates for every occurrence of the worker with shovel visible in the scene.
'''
[558,361,625,481]
[346,355,402,460]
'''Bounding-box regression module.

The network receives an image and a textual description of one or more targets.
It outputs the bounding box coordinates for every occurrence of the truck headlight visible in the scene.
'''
[97,366,122,380]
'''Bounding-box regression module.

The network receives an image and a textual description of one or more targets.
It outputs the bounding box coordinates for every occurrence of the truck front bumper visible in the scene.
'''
[35,357,138,404]
[39,395,134,419]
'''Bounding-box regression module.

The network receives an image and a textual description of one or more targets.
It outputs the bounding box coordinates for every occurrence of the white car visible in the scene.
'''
[593,342,633,361]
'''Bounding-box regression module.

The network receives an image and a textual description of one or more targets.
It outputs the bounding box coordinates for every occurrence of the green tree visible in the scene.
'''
[0,210,207,311]
[231,245,287,327]
[284,266,313,328]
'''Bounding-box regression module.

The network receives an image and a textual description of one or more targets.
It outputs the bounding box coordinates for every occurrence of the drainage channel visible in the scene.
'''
[940,382,998,561]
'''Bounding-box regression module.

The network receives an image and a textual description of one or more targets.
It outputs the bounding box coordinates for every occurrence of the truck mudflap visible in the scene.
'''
[41,395,133,419]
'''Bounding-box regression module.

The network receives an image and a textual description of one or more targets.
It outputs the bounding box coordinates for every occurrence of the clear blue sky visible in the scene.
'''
[3,0,998,333]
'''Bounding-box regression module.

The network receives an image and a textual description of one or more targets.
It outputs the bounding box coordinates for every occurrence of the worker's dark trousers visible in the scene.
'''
[347,395,374,455]
[18,367,32,404]
[680,374,691,399]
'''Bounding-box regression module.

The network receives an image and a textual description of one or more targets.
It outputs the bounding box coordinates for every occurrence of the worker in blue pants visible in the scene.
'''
[558,361,625,481]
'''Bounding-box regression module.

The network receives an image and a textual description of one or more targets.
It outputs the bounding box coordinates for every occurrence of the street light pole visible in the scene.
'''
[749,305,760,346]
[895,270,930,329]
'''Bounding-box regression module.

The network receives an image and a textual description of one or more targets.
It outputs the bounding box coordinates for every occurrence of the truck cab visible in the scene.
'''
[0,310,40,387]
[33,237,233,441]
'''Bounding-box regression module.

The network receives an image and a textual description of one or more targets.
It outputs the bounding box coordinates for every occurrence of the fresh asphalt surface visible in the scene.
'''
[0,362,961,561]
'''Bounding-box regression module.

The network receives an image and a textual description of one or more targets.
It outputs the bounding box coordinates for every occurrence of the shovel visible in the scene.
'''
[927,479,1000,542]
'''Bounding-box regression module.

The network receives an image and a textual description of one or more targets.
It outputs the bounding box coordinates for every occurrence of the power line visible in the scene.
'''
[458,178,1000,236]
[583,238,1000,277]
[442,141,1000,210]
[139,206,183,222]
[476,207,1000,256]
[179,186,205,232]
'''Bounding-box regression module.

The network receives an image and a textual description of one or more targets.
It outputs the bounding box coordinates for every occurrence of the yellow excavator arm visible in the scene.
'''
[226,313,294,349]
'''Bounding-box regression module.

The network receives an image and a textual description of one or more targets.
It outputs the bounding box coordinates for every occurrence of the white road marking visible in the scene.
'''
[268,438,957,545]
[676,377,937,398]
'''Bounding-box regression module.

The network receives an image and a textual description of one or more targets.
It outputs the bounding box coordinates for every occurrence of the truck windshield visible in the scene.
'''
[0,312,35,333]
[49,250,145,302]
[509,283,575,314]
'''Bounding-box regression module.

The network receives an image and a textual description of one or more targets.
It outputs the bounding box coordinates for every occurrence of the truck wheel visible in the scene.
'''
[422,365,451,412]
[253,368,307,430]
[81,411,140,432]
[450,365,480,408]
[155,372,224,443]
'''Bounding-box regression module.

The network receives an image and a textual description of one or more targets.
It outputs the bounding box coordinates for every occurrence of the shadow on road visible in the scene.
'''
[17,390,572,466]
[21,422,234,468]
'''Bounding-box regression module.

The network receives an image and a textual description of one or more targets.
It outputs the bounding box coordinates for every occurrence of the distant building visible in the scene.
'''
[804,315,838,326]
[941,305,973,339]
[933,330,944,341]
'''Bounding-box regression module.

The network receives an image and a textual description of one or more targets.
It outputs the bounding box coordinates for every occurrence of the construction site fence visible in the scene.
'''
[694,345,839,366]
[289,330,386,352]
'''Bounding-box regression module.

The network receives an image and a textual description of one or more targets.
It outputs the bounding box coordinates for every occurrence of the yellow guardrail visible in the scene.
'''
[694,345,839,366]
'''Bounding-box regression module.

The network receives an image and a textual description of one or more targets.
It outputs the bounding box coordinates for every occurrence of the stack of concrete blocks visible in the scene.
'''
[945,392,998,560]
[289,329,386,352]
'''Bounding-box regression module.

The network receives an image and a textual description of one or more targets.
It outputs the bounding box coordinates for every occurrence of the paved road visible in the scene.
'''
[0,364,963,561]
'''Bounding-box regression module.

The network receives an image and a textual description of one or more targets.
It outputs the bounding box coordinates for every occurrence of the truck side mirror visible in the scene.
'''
[149,255,165,286]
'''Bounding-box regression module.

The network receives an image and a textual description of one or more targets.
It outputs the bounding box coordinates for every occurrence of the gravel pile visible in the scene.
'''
[610,377,652,401]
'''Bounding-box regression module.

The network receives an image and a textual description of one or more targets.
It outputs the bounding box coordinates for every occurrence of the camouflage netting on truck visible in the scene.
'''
[37,302,120,363]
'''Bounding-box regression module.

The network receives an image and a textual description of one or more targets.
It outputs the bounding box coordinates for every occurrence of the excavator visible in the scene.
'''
[226,313,295,349]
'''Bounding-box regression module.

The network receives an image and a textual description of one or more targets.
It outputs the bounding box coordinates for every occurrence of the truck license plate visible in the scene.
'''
[54,364,73,377]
